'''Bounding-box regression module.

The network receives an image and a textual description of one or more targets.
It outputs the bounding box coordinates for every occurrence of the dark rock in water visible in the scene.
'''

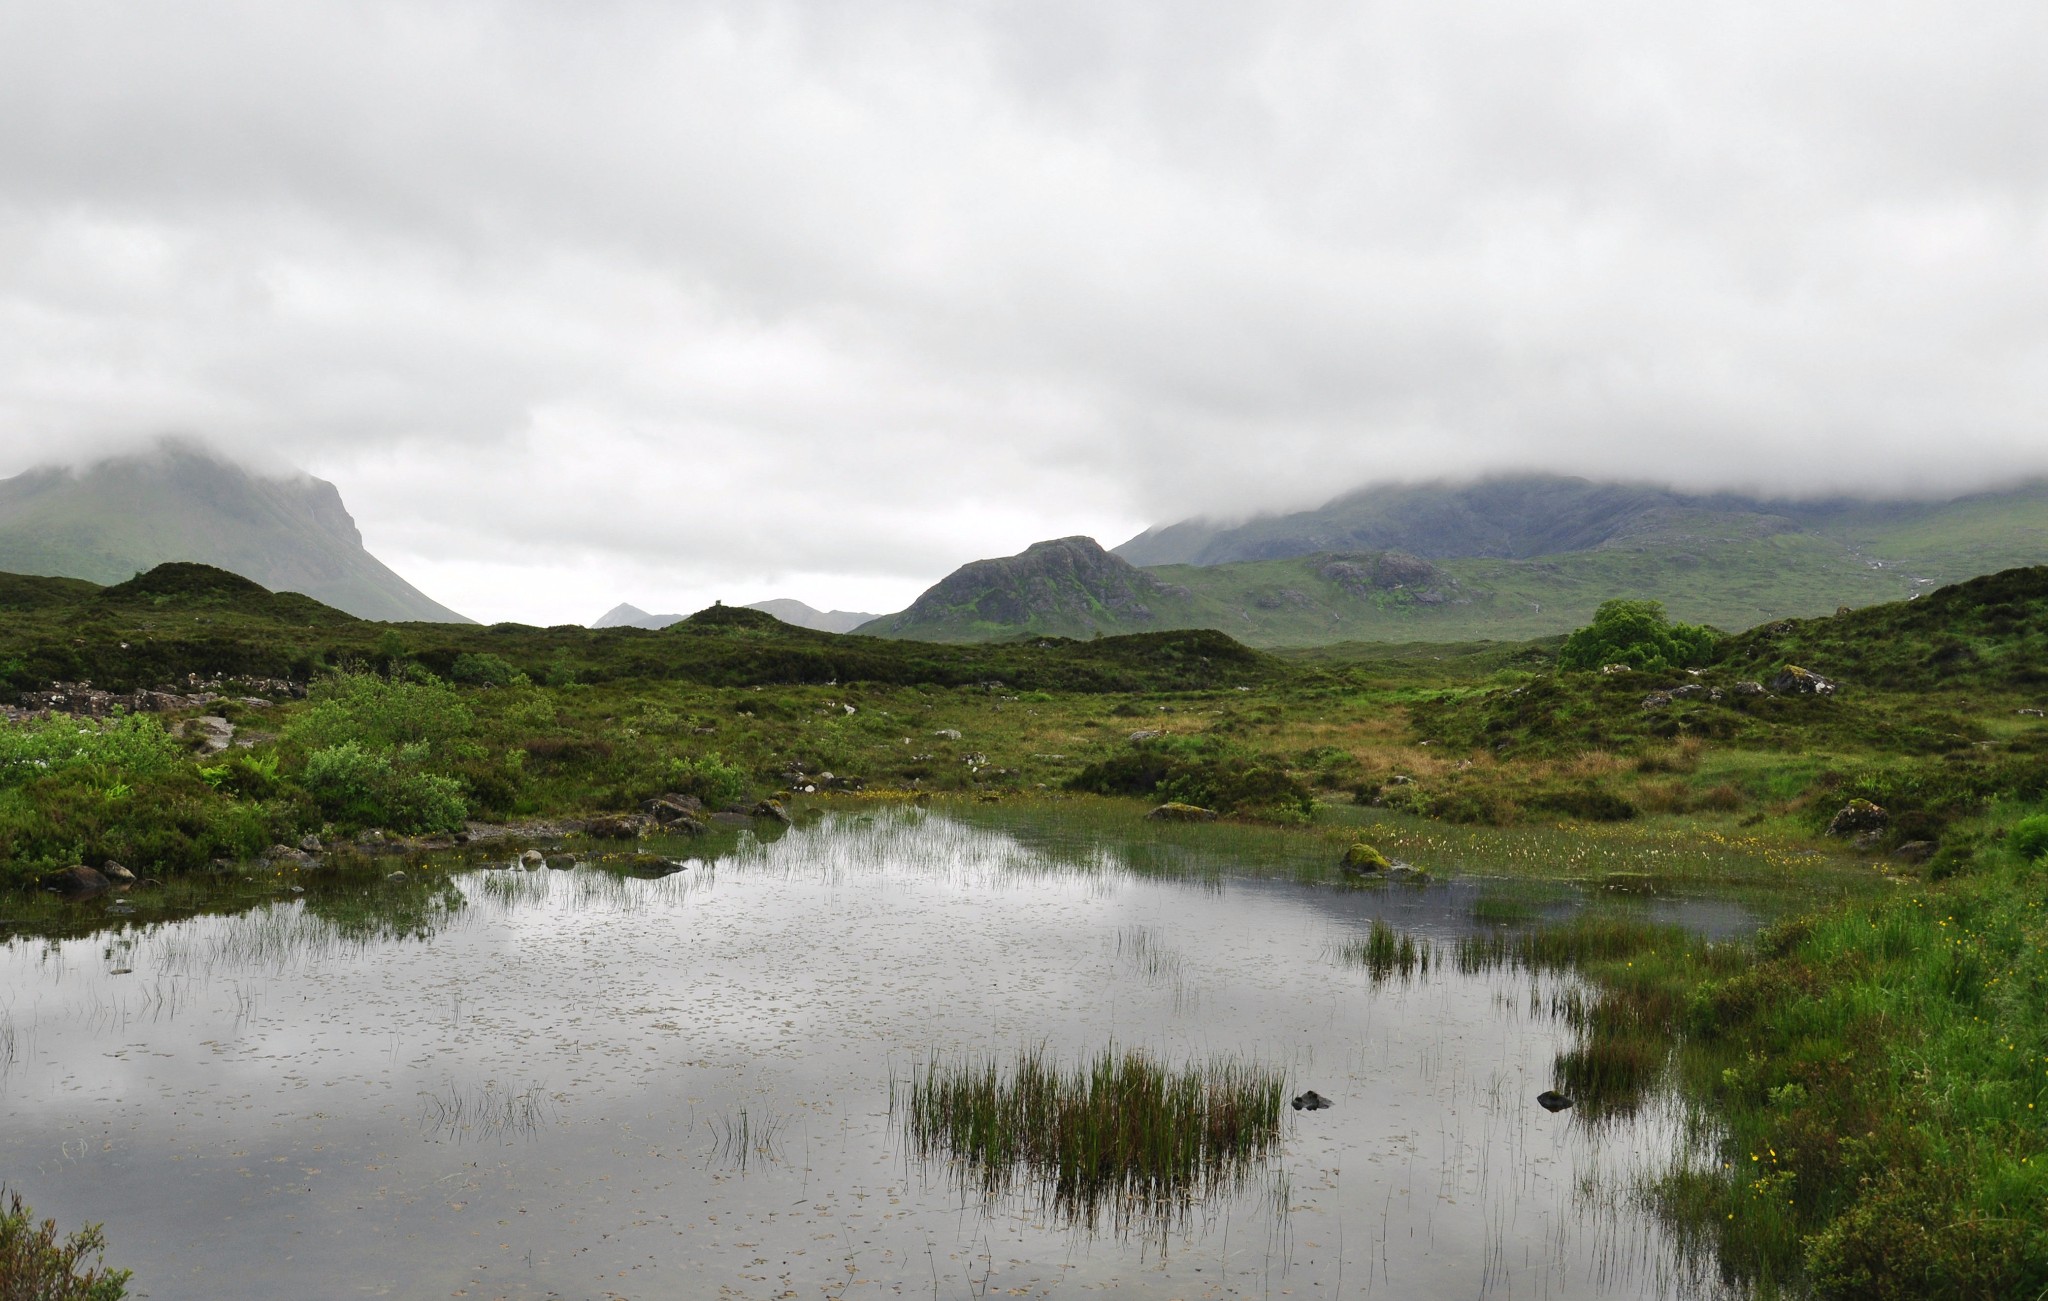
[1290,1090,1333,1111]
[585,815,642,840]
[519,848,545,866]
[545,855,578,870]
[1147,802,1216,822]
[665,815,709,837]
[623,853,686,878]
[1826,799,1888,837]
[1770,665,1836,696]
[1536,1090,1574,1112]
[44,865,111,897]
[752,799,794,826]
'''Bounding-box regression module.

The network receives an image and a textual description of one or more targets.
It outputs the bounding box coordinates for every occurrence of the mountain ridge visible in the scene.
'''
[0,442,469,623]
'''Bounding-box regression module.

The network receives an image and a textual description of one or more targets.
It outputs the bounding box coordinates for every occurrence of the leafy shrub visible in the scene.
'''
[0,714,181,789]
[666,752,748,808]
[302,742,467,833]
[2008,814,2048,863]
[448,652,526,687]
[1558,599,1717,673]
[0,1189,130,1300]
[286,672,476,757]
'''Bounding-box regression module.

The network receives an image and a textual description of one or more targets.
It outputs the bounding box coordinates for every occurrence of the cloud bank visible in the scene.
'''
[2,0,2044,621]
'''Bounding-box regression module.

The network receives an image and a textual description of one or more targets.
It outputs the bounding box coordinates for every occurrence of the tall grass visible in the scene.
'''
[900,1046,1286,1233]
[1337,919,1433,982]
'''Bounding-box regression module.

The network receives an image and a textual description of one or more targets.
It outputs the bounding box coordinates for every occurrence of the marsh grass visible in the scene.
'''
[900,1046,1286,1233]
[415,1080,558,1144]
[1336,919,1433,982]
[706,1107,787,1172]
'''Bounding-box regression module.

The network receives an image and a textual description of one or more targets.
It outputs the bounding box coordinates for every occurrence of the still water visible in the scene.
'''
[2,808,1738,1299]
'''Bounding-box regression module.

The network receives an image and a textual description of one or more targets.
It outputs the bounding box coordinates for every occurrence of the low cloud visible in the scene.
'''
[3,0,2045,621]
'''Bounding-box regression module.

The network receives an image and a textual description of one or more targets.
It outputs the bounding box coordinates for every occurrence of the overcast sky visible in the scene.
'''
[3,0,2046,624]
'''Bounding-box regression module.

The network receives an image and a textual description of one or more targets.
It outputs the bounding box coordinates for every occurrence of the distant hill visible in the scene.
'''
[868,477,2048,646]
[0,441,470,623]
[594,599,878,632]
[857,537,1215,641]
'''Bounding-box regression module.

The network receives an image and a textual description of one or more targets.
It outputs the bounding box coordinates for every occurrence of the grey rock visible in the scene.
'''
[1826,799,1889,837]
[99,861,136,884]
[752,799,794,826]
[1770,666,1836,696]
[299,833,324,853]
[1290,1090,1333,1111]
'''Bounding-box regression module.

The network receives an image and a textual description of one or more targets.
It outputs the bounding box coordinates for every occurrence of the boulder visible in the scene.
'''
[1640,691,1673,710]
[99,861,137,884]
[1146,802,1216,822]
[752,799,794,826]
[1826,799,1889,837]
[641,794,704,823]
[584,815,643,840]
[1536,1090,1574,1113]
[1290,1090,1333,1111]
[1731,681,1766,697]
[1340,842,1392,873]
[932,729,962,741]
[186,715,236,753]
[1127,729,1164,742]
[1770,666,1836,696]
[299,833,324,853]
[519,848,545,866]
[44,865,111,897]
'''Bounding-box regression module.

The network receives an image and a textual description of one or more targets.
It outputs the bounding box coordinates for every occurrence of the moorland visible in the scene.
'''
[2,558,2046,1298]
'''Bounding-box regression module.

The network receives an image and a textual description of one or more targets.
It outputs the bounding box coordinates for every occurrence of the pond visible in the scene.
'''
[1,805,1748,1299]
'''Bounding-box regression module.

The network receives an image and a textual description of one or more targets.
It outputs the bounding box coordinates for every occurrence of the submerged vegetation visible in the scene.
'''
[899,1047,1287,1233]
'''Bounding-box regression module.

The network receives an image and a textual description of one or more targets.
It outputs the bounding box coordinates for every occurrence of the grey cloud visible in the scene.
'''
[1,0,2045,620]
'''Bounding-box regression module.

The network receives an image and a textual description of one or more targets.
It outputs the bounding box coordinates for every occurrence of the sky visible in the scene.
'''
[2,0,2046,625]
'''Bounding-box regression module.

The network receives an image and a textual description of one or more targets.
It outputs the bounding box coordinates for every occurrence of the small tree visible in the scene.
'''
[1557,599,1717,673]
[0,1189,131,1300]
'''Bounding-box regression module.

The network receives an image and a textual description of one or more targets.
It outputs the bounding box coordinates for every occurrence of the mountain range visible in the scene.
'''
[864,476,2048,644]
[0,442,469,623]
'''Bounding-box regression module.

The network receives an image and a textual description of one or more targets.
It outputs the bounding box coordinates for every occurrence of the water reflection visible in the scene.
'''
[1,806,1743,1298]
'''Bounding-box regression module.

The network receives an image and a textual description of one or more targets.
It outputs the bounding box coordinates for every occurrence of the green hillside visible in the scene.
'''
[0,441,470,623]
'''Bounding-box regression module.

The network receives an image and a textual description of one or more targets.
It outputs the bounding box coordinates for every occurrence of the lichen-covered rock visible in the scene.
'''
[752,799,794,826]
[1826,799,1889,837]
[1770,665,1836,696]
[1146,802,1216,822]
[1341,842,1392,873]
[641,794,704,823]
[585,815,643,840]
[99,861,136,883]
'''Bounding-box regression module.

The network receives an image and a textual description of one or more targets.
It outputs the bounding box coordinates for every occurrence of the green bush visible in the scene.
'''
[2008,813,2048,862]
[0,714,181,789]
[286,671,476,757]
[666,752,748,808]
[1557,599,1717,673]
[302,742,467,833]
[0,1189,130,1300]
[0,768,282,886]
[448,652,526,687]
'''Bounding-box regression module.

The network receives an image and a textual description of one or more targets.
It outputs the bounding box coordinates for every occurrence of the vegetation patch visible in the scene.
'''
[900,1046,1286,1233]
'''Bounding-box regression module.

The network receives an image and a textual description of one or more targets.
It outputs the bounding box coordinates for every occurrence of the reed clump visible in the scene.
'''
[901,1047,1285,1231]
[1338,918,1433,982]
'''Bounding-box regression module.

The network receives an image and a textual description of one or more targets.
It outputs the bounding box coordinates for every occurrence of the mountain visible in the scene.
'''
[866,477,2048,646]
[592,602,681,629]
[857,537,1216,641]
[0,441,470,623]
[594,599,878,632]
[743,599,879,634]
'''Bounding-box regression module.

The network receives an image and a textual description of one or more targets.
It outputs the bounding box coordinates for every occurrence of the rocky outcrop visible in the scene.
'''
[1826,799,1889,837]
[1771,665,1836,695]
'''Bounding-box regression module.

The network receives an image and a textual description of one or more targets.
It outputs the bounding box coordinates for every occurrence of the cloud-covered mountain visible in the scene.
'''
[0,442,469,623]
